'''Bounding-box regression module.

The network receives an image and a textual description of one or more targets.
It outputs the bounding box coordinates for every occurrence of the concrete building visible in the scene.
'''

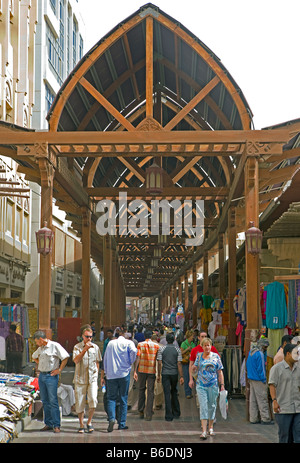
[32,0,85,130]
[0,0,37,301]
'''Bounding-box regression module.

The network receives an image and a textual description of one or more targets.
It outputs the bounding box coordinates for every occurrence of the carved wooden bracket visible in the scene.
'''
[38,158,54,188]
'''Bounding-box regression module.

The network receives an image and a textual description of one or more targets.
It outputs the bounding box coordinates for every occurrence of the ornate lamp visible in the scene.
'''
[245,221,263,255]
[36,221,54,256]
[145,161,163,195]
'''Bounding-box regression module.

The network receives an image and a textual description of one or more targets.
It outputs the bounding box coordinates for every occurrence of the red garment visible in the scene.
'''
[236,322,243,346]
[190,344,219,362]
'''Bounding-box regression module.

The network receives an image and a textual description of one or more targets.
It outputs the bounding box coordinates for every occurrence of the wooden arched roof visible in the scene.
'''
[3,4,296,298]
[47,2,253,194]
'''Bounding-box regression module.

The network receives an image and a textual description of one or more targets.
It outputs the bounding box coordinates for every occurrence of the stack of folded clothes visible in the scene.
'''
[0,373,39,442]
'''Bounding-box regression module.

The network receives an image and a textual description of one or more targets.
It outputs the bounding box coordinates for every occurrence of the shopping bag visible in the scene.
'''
[219,389,228,420]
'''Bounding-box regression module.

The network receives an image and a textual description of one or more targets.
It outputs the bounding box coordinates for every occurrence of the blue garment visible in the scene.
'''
[196,383,219,420]
[182,363,192,397]
[246,349,267,383]
[265,281,287,329]
[106,373,130,428]
[287,280,296,329]
[103,335,137,380]
[38,372,60,428]
[194,352,223,387]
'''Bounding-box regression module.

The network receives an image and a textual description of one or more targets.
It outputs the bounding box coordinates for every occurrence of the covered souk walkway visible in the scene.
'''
[11,366,278,445]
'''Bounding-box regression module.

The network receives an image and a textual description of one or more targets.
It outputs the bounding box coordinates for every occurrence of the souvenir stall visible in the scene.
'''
[0,372,39,443]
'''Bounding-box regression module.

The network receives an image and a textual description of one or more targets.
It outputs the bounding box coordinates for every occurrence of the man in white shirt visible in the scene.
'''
[32,330,69,433]
[102,327,137,432]
[73,324,102,433]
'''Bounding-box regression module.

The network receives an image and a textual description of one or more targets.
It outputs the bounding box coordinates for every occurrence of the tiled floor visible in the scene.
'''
[12,367,278,444]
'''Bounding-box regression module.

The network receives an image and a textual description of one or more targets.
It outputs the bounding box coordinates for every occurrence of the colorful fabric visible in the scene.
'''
[137,339,160,374]
[194,352,223,387]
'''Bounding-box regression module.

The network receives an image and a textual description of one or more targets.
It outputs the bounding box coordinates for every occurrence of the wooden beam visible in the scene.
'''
[0,129,290,147]
[79,77,136,132]
[164,76,220,131]
[87,186,229,198]
[146,16,154,118]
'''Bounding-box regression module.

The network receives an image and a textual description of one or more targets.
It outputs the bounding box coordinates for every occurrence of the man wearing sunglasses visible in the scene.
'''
[73,324,102,433]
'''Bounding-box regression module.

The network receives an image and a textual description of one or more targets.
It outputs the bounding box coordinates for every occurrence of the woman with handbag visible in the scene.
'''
[192,337,225,439]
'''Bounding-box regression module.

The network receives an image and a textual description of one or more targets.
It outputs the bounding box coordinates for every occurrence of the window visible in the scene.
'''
[45,83,55,112]
[59,0,65,64]
[49,0,56,15]
[46,23,63,84]
[6,200,13,236]
[72,17,77,67]
[23,212,29,245]
[79,34,83,60]
[16,206,21,241]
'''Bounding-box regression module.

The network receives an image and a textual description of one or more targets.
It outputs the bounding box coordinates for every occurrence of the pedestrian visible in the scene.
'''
[32,330,69,433]
[102,326,137,432]
[269,343,300,443]
[246,338,273,425]
[134,325,145,343]
[5,324,24,373]
[90,321,96,340]
[273,334,293,364]
[102,328,114,357]
[157,332,184,422]
[188,330,219,393]
[73,324,102,433]
[180,329,195,399]
[133,329,160,421]
[192,337,224,439]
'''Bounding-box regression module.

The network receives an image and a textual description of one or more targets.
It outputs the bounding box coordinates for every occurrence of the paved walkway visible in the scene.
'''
[11,367,278,445]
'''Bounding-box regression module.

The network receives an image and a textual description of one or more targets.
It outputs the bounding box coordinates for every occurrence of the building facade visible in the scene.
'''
[1,0,103,338]
[32,0,85,129]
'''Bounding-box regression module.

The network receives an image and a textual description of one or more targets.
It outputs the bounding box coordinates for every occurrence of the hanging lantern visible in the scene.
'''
[36,221,54,256]
[245,221,263,255]
[145,161,163,195]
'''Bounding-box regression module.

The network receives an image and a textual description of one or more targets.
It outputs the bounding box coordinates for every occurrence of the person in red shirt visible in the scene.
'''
[188,331,219,390]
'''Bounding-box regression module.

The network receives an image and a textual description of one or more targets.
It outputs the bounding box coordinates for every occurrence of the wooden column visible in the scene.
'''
[81,207,91,325]
[219,233,225,298]
[244,154,260,422]
[228,207,237,345]
[178,277,182,305]
[38,159,54,339]
[245,156,260,337]
[192,264,198,326]
[103,235,112,329]
[184,271,189,325]
[203,252,209,294]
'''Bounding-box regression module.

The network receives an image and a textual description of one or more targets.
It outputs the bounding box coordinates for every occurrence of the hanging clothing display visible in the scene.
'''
[0,304,31,363]
[221,346,242,395]
[265,281,287,329]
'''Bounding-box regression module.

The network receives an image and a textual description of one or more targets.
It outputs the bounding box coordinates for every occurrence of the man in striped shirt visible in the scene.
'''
[133,329,160,421]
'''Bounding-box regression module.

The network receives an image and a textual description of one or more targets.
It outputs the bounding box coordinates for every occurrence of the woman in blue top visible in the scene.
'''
[192,337,225,439]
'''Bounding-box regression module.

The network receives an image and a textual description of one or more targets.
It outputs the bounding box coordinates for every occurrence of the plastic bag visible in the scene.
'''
[219,389,228,420]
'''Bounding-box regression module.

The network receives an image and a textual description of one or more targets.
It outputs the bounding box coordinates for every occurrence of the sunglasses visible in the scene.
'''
[83,335,93,338]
